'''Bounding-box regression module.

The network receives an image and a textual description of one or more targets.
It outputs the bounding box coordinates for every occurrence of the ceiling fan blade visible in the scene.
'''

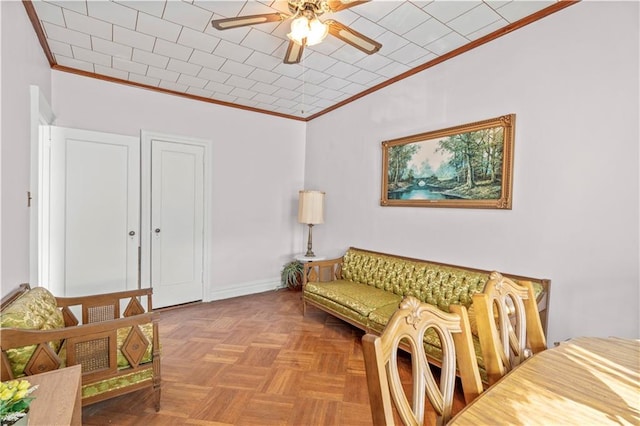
[212,13,286,30]
[326,0,370,13]
[284,40,305,64]
[326,20,382,54]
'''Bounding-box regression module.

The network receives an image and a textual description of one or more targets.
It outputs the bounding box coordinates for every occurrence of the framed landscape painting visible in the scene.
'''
[381,114,515,209]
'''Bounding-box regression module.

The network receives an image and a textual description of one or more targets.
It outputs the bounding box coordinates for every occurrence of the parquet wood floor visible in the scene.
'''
[82,289,465,425]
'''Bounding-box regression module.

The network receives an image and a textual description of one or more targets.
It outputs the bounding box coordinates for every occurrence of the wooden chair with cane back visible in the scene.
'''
[362,296,483,426]
[472,271,547,386]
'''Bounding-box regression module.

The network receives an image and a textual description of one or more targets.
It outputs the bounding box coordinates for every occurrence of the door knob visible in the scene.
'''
[129,231,135,236]
[155,228,161,233]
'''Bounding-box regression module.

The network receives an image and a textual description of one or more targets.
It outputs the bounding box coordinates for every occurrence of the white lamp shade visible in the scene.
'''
[298,190,325,224]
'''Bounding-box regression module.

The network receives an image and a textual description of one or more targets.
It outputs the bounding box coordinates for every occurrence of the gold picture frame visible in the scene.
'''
[381,114,515,209]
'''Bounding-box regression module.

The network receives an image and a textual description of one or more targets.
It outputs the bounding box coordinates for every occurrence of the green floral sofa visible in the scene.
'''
[302,247,550,382]
[0,284,160,410]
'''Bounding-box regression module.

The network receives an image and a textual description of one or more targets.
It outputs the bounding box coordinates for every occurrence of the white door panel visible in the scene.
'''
[151,140,204,308]
[49,126,139,297]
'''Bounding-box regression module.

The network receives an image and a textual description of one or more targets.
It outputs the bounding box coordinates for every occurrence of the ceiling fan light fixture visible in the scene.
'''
[307,18,328,46]
[287,13,328,46]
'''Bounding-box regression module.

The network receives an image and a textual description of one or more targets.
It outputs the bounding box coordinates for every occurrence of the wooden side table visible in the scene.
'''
[27,365,82,426]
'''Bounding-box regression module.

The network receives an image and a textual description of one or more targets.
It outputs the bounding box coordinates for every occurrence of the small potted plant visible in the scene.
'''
[281,260,304,290]
[0,379,38,426]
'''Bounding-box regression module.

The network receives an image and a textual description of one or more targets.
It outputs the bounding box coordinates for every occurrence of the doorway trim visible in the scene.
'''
[140,130,212,302]
[29,85,55,287]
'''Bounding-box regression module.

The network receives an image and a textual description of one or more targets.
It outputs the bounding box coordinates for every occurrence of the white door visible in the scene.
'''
[150,140,204,308]
[49,126,140,297]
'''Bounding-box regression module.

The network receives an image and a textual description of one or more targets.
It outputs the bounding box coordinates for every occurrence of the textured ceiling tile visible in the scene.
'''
[94,64,129,80]
[204,80,234,94]
[167,58,202,76]
[113,57,148,75]
[245,51,282,71]
[248,68,280,84]
[63,9,113,40]
[136,12,182,42]
[132,48,170,68]
[92,36,133,59]
[72,45,112,67]
[403,18,452,47]
[330,44,368,64]
[376,61,411,78]
[154,38,193,61]
[55,54,94,72]
[47,0,87,15]
[159,80,189,93]
[467,19,506,40]
[177,27,220,53]
[186,86,214,98]
[253,93,279,104]
[375,30,410,55]
[194,0,246,17]
[351,1,403,23]
[213,39,253,62]
[113,25,156,51]
[226,74,257,90]
[424,31,468,56]
[448,3,502,37]
[241,28,284,55]
[128,72,161,87]
[115,1,165,18]
[87,1,138,29]
[190,50,226,69]
[354,53,393,72]
[324,61,360,79]
[204,25,251,44]
[163,0,213,31]
[496,1,556,22]
[219,60,255,78]
[273,75,302,90]
[422,1,484,23]
[252,81,279,95]
[147,65,180,82]
[178,74,209,88]
[32,1,65,26]
[341,81,368,95]
[47,39,73,56]
[387,42,432,64]
[302,69,331,85]
[198,66,230,83]
[230,87,258,100]
[301,52,338,72]
[347,68,380,85]
[273,87,300,100]
[377,2,430,35]
[321,75,351,90]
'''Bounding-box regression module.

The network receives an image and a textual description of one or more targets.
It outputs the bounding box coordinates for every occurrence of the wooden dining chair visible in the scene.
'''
[362,296,483,426]
[472,271,547,386]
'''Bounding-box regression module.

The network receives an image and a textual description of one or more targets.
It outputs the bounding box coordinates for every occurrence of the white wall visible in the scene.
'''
[305,1,640,345]
[0,1,52,296]
[51,71,306,300]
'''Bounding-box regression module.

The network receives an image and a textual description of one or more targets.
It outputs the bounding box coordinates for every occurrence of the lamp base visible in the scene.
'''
[305,224,315,258]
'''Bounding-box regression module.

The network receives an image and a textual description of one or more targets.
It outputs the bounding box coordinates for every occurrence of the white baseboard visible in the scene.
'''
[206,278,282,301]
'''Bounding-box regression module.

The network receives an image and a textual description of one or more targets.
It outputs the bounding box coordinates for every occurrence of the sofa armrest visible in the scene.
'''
[302,257,344,289]
[1,312,159,381]
[55,288,153,326]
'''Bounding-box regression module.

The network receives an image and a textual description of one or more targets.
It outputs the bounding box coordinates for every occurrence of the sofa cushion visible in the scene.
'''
[0,287,64,377]
[305,280,402,317]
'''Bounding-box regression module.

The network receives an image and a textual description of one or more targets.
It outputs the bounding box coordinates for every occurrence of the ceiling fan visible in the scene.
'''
[211,0,382,64]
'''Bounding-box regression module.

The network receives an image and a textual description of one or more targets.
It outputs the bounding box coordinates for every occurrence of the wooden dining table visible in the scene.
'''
[449,336,640,425]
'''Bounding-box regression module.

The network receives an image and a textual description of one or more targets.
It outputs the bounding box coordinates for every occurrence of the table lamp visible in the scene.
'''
[298,190,325,257]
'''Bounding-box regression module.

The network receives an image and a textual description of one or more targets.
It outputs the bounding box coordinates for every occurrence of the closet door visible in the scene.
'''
[149,140,204,308]
[48,126,140,296]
